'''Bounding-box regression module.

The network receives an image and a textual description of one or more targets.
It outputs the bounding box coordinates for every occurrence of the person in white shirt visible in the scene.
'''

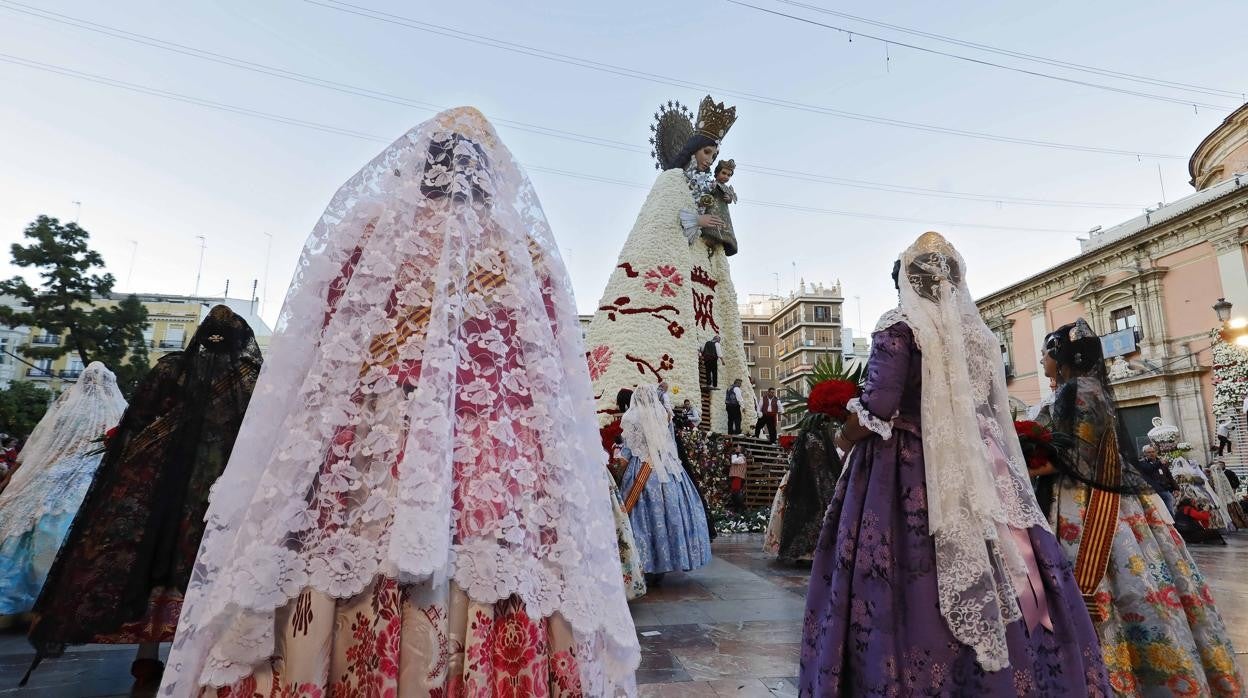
[680,399,701,428]
[1216,416,1235,456]
[756,388,781,443]
[729,445,748,511]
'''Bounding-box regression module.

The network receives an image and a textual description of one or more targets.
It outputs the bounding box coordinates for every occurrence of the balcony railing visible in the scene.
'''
[158,339,185,349]
[59,369,83,379]
[31,335,59,345]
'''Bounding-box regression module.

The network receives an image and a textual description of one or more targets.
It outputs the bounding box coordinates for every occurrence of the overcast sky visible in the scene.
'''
[1,1,1245,335]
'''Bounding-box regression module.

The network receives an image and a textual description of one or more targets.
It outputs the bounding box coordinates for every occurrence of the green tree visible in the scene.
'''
[0,215,150,395]
[0,380,53,440]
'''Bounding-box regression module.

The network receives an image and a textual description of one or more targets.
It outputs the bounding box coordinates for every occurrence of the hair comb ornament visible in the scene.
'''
[694,95,738,142]
[1068,318,1096,342]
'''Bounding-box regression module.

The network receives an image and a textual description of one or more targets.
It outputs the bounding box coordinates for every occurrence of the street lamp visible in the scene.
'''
[1213,298,1233,324]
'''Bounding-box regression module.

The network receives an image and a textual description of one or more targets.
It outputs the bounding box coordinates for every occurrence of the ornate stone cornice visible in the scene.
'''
[977,193,1248,317]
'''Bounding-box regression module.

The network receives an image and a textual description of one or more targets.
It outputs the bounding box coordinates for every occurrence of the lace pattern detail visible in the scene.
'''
[160,108,639,696]
[620,385,682,482]
[895,232,1048,672]
[0,363,125,544]
[846,397,893,440]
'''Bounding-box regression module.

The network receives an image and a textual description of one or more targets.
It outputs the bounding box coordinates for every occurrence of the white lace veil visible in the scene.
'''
[13,391,69,469]
[895,232,1049,672]
[160,107,638,696]
[0,362,126,536]
[620,384,683,483]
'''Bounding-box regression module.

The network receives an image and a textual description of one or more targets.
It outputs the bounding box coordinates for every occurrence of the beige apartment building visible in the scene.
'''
[10,293,271,392]
[738,282,846,431]
[976,103,1248,462]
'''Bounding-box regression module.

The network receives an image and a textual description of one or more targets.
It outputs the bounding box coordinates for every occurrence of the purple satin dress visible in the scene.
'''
[799,322,1110,697]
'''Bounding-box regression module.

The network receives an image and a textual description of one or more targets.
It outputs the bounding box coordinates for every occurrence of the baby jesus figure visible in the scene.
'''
[713,159,738,204]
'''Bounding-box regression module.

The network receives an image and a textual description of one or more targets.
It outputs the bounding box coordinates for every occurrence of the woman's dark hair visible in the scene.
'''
[615,388,633,414]
[891,259,901,290]
[668,134,717,171]
[1043,320,1150,494]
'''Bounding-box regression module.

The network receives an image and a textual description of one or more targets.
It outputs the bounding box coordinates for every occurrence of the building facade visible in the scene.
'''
[976,106,1248,461]
[11,293,272,393]
[739,294,782,393]
[735,282,846,431]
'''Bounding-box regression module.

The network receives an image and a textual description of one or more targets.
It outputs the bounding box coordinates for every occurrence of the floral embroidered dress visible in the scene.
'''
[800,320,1109,696]
[1041,377,1244,697]
[1171,457,1232,531]
[158,108,638,698]
[767,426,841,565]
[604,469,647,601]
[0,363,126,615]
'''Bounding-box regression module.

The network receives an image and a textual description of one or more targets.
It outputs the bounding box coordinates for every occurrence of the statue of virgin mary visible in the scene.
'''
[584,96,756,433]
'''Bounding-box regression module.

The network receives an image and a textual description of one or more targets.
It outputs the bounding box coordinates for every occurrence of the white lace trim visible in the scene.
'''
[846,397,893,440]
[893,233,1048,673]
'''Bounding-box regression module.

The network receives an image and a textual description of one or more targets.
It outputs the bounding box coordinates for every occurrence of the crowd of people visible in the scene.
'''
[0,102,1243,697]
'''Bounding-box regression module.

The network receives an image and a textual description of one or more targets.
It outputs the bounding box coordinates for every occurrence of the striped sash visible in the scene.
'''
[1073,428,1122,621]
[623,462,653,514]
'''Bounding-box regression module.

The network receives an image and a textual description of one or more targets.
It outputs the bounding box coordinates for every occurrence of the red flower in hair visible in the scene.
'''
[807,379,858,421]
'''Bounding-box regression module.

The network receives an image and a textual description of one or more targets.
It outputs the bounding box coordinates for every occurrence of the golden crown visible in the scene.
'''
[694,95,737,142]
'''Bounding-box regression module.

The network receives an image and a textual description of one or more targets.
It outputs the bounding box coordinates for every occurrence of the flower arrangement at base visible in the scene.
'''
[711,506,770,534]
[677,429,731,511]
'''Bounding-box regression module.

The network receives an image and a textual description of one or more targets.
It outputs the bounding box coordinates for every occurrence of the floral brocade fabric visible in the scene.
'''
[207,578,586,698]
[1042,378,1245,697]
[30,311,261,655]
[800,322,1110,696]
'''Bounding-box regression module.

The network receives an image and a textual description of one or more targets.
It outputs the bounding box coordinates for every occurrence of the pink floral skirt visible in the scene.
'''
[207,578,585,697]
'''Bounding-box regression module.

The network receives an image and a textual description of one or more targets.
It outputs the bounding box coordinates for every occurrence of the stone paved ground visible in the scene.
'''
[0,533,1244,697]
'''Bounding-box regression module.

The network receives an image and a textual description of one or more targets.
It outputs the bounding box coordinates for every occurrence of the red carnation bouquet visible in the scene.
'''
[807,379,858,421]
[783,356,864,434]
[778,434,797,450]
[1014,420,1071,474]
[599,418,627,483]
[599,418,623,456]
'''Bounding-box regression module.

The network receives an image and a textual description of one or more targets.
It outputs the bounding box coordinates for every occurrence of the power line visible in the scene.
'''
[0,0,640,155]
[0,0,1140,210]
[296,0,1184,160]
[724,0,1234,111]
[769,0,1244,100]
[0,51,1084,234]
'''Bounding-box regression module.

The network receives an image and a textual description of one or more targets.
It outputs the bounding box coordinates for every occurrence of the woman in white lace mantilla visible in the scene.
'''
[0,363,126,616]
[159,107,638,697]
[798,232,1108,696]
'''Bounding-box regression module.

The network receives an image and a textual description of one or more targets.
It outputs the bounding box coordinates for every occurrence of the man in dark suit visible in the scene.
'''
[702,335,723,388]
